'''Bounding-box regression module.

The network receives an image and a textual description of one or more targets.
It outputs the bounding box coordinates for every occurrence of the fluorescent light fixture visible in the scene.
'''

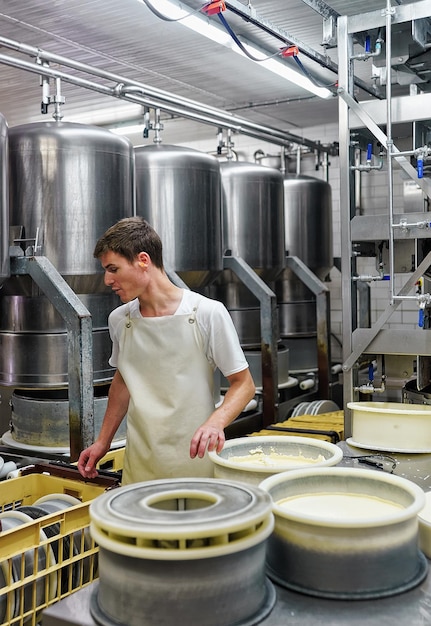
[232,42,333,99]
[139,0,231,45]
[139,0,332,99]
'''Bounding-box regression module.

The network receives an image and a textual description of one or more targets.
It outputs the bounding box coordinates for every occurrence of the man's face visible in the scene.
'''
[100,251,145,303]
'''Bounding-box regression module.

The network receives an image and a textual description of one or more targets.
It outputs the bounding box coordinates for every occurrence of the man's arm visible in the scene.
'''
[77,370,130,478]
[190,367,255,459]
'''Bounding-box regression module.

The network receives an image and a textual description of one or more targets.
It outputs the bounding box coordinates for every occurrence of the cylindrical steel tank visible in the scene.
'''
[134,144,222,289]
[0,114,8,286]
[0,121,134,444]
[4,385,126,451]
[1,121,135,388]
[276,175,333,371]
[214,161,285,348]
[8,121,135,291]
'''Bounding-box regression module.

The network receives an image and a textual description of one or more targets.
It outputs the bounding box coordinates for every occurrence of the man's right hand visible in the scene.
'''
[77,441,109,479]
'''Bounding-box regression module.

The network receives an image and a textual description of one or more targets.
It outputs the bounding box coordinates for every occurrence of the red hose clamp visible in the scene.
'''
[202,1,226,15]
[280,46,299,57]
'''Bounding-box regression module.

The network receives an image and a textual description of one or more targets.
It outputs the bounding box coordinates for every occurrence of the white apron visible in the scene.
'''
[118,302,215,484]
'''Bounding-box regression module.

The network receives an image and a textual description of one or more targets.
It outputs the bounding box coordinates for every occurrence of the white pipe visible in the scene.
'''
[299,378,315,391]
[0,461,17,479]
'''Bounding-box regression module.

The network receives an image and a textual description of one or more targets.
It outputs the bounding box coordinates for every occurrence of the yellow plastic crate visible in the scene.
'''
[96,446,124,473]
[0,469,118,626]
[249,411,345,443]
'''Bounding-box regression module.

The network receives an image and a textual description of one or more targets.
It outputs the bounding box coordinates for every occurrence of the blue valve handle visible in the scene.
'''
[365,35,371,53]
[418,157,424,179]
[419,308,425,328]
[367,143,372,161]
[368,363,374,382]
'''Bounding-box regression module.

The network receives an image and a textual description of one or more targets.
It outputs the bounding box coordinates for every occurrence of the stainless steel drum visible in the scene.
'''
[89,478,275,626]
[0,294,118,387]
[135,144,222,289]
[215,161,285,348]
[276,175,333,371]
[1,122,134,388]
[6,384,126,451]
[219,161,285,276]
[0,114,8,286]
[8,121,134,288]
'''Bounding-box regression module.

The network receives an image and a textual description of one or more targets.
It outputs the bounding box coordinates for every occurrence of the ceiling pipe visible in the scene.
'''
[0,35,336,153]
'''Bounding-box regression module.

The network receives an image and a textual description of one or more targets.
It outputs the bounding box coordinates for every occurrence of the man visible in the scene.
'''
[78,216,255,484]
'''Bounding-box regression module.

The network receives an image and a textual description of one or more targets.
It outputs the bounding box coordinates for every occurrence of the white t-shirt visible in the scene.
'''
[108,289,249,378]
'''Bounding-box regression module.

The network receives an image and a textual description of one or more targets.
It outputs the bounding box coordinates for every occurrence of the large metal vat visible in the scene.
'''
[8,121,134,292]
[0,114,8,286]
[276,175,333,370]
[215,161,285,348]
[1,121,135,387]
[0,121,134,445]
[134,144,222,289]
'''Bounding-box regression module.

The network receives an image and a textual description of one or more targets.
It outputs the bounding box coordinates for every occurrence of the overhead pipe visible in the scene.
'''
[0,36,333,152]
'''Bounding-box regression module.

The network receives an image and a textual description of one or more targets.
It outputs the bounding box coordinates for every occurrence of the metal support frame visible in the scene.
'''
[338,1,431,437]
[223,255,279,427]
[10,253,94,461]
[285,256,331,398]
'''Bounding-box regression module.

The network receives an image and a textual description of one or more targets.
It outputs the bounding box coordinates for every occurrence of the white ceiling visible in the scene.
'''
[0,0,429,147]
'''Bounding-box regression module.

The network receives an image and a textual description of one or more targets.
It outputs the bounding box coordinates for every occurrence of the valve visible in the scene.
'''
[417,155,424,179]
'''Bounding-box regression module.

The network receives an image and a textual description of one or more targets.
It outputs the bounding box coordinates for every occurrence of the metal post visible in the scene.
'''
[10,254,94,461]
[285,256,332,398]
[338,14,355,436]
[223,255,279,427]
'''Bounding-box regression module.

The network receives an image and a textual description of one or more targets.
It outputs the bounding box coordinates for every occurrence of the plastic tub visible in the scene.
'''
[347,401,431,452]
[209,435,343,485]
[260,466,427,599]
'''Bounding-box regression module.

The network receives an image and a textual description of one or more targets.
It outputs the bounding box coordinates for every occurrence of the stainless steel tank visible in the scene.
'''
[8,121,134,293]
[0,114,8,286]
[134,144,222,289]
[215,161,285,348]
[0,121,134,444]
[276,174,333,371]
[1,121,135,387]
